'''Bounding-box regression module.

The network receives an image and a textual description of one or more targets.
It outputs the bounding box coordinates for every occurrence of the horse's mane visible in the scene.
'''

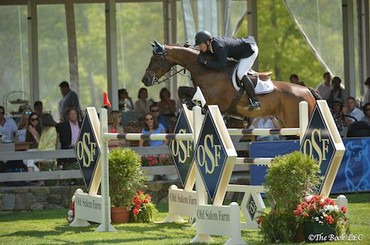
[164,43,237,69]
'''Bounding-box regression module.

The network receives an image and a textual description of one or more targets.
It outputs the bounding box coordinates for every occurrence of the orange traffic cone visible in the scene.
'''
[103,92,112,108]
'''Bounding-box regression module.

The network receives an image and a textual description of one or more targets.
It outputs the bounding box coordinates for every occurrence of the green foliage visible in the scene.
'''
[264,151,321,212]
[0,194,369,244]
[258,151,321,243]
[109,148,146,207]
[258,210,297,243]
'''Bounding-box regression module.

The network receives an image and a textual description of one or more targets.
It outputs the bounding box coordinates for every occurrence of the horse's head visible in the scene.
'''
[142,40,172,87]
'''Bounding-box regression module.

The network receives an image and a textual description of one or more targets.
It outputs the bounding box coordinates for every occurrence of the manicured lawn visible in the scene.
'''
[0,193,369,244]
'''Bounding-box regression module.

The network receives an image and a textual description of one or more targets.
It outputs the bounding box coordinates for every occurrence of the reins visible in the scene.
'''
[152,67,187,85]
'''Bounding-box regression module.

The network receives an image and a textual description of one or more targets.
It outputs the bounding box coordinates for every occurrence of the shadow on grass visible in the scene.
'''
[0,209,66,222]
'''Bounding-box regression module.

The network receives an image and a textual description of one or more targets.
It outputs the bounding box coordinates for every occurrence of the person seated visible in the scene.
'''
[150,103,169,132]
[360,103,370,126]
[57,107,81,149]
[16,108,32,142]
[25,112,42,149]
[139,112,166,147]
[342,96,365,126]
[0,105,17,142]
[25,114,57,172]
[33,100,44,130]
[326,76,345,108]
[289,74,299,85]
[118,88,134,111]
[134,87,151,119]
[249,115,281,141]
[108,110,125,148]
[158,88,177,117]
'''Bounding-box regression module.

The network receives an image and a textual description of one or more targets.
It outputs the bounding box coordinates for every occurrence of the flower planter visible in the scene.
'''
[303,222,336,243]
[111,207,130,224]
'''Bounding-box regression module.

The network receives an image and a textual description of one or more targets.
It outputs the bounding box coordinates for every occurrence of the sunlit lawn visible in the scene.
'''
[0,193,369,244]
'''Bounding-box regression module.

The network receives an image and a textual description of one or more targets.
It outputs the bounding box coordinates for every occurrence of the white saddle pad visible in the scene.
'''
[232,67,275,95]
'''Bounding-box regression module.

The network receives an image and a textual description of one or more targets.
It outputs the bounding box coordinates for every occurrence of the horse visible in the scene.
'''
[141,41,316,128]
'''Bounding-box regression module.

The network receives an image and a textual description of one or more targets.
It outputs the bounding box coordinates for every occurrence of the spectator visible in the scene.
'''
[16,108,32,142]
[360,103,370,125]
[134,87,151,119]
[342,96,365,126]
[289,74,300,84]
[150,102,169,132]
[108,110,125,147]
[57,107,81,149]
[25,112,42,149]
[316,71,332,100]
[118,88,134,111]
[58,81,81,122]
[33,100,44,130]
[139,112,166,147]
[38,114,57,150]
[25,114,57,173]
[158,88,177,117]
[249,115,281,141]
[327,76,345,108]
[331,99,346,137]
[0,105,17,142]
[364,77,370,104]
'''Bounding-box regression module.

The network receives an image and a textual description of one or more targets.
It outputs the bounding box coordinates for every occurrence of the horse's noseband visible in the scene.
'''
[149,52,171,85]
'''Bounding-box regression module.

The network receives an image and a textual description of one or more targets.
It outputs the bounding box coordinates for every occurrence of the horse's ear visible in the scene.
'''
[153,40,165,54]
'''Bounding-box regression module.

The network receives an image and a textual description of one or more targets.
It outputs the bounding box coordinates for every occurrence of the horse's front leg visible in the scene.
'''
[178,86,197,110]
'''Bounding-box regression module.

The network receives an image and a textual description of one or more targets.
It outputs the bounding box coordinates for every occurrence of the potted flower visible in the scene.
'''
[130,191,158,223]
[257,151,321,243]
[109,148,146,223]
[294,194,349,242]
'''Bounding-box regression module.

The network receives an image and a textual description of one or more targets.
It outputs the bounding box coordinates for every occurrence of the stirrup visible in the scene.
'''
[248,99,261,111]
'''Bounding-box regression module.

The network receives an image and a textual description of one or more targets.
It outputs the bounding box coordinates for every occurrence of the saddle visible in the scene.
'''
[232,68,275,95]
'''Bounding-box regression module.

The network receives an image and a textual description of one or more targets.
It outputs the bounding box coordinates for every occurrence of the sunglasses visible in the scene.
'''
[145,117,153,121]
[151,109,159,112]
[366,108,370,111]
[0,112,4,115]
[31,118,39,121]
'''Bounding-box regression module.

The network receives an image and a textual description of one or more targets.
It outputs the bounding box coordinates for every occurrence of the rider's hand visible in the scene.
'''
[197,55,207,65]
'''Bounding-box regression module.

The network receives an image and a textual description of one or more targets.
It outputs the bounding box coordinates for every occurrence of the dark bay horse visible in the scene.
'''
[142,42,316,128]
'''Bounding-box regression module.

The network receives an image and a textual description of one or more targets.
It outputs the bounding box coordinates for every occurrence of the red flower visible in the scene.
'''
[133,208,140,215]
[326,215,334,224]
[341,206,347,214]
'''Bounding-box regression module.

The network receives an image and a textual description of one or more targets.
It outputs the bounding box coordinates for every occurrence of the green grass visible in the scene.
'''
[0,193,369,244]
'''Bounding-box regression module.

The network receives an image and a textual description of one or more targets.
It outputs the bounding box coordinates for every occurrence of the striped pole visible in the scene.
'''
[104,133,193,141]
[227,128,300,136]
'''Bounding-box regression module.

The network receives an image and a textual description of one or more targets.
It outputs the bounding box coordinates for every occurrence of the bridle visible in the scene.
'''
[148,46,186,85]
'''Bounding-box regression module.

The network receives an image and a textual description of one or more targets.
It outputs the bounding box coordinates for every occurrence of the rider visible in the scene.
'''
[194,30,260,110]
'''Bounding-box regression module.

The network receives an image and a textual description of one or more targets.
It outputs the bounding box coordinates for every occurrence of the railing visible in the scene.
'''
[0,138,250,184]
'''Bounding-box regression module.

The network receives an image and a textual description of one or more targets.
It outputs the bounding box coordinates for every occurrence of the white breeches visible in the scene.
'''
[237,44,259,80]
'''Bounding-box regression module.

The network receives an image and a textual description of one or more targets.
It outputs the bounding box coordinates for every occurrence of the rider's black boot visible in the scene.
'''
[240,75,261,110]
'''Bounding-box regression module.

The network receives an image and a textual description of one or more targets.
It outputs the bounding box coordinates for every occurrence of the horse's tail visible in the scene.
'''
[308,87,322,100]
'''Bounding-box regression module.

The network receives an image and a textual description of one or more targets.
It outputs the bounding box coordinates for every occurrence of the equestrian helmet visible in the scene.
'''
[195,31,212,46]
